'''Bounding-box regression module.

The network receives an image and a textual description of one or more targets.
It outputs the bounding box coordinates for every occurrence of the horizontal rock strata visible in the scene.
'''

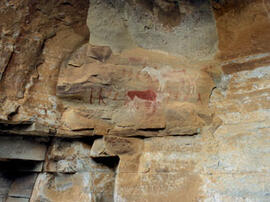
[0,0,269,201]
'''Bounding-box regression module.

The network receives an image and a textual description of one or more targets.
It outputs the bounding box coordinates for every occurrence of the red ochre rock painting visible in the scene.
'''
[127,90,158,114]
[127,90,157,101]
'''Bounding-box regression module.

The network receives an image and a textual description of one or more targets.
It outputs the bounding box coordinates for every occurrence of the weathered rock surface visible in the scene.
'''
[31,139,117,202]
[30,172,115,202]
[213,0,270,60]
[0,172,37,202]
[0,136,47,161]
[57,45,216,137]
[88,0,218,60]
[45,138,117,173]
[0,0,270,201]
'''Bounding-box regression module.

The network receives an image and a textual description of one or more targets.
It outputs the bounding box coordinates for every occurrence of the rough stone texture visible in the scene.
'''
[114,136,204,202]
[204,62,270,201]
[30,172,115,202]
[0,0,270,201]
[8,173,37,199]
[0,0,89,136]
[113,60,270,200]
[213,0,270,60]
[44,138,116,173]
[0,172,37,202]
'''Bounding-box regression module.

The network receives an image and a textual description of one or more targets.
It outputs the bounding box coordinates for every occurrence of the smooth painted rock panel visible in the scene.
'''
[57,45,216,136]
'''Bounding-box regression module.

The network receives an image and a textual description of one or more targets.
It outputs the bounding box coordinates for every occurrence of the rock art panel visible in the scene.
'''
[57,45,216,136]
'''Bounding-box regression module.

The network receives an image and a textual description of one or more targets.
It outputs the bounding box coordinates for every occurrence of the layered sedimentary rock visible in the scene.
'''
[57,45,216,137]
[0,0,270,201]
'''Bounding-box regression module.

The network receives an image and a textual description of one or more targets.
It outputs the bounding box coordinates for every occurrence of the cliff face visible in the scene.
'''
[0,0,269,201]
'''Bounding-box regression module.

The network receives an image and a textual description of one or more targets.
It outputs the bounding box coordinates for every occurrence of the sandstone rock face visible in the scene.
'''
[0,0,270,201]
[0,136,47,161]
[88,0,218,60]
[30,172,115,202]
[213,0,270,60]
[57,45,215,137]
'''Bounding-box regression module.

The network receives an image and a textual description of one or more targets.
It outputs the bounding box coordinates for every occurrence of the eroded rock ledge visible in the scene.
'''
[0,0,270,201]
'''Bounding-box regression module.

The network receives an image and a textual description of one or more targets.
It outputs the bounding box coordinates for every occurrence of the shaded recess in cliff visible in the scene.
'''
[88,0,218,60]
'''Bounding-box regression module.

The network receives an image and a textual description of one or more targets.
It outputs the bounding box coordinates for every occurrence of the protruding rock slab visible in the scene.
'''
[0,136,47,161]
[45,138,115,173]
[90,138,112,157]
[6,197,29,202]
[8,173,37,199]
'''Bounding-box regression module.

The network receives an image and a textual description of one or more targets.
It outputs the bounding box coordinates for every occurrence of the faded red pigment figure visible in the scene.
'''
[89,87,106,105]
[126,89,158,114]
[98,88,105,105]
[89,87,93,104]
[127,89,157,101]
